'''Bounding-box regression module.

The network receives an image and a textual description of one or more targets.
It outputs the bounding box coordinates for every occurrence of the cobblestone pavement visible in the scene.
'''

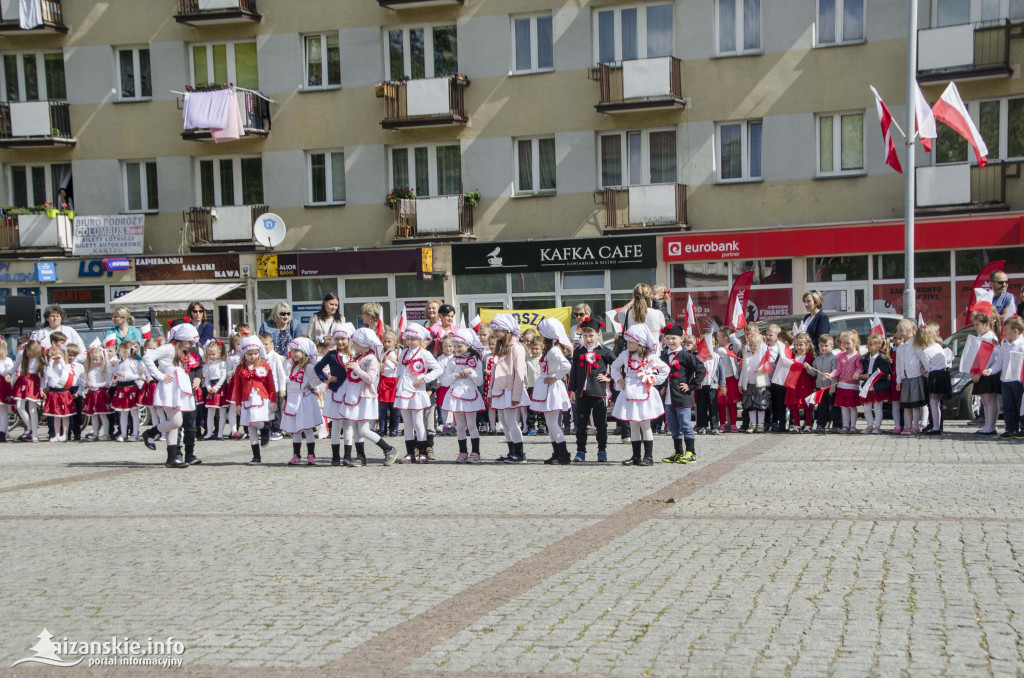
[1,423,1022,677]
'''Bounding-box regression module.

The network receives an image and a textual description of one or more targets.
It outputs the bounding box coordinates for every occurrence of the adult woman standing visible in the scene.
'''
[31,304,86,359]
[801,291,831,344]
[615,284,667,336]
[307,293,344,340]
[187,301,215,348]
[104,306,143,347]
[260,301,303,357]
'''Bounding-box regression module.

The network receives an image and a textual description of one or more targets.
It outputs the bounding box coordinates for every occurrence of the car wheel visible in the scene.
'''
[955,383,978,420]
[139,406,150,427]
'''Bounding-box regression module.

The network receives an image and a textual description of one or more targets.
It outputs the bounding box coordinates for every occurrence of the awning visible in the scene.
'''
[112,282,243,312]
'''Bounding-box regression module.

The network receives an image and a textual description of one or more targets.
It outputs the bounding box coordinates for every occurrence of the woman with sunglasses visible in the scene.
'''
[258,302,303,358]
[187,301,215,348]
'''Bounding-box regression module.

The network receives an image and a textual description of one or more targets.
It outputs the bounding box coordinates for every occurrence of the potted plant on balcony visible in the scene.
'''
[386,186,415,208]
[463,190,481,207]
[452,72,470,84]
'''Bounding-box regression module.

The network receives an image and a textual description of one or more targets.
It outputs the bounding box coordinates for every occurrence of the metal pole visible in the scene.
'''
[904,0,919,321]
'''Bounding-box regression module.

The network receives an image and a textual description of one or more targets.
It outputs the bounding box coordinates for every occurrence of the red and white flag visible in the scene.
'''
[757,344,773,374]
[915,81,936,153]
[470,314,481,332]
[970,287,995,318]
[771,350,804,389]
[932,81,988,167]
[684,295,696,336]
[458,313,466,329]
[997,347,1024,383]
[394,308,408,333]
[695,332,714,362]
[805,386,829,407]
[139,323,152,339]
[917,312,925,327]
[870,86,903,173]
[966,261,1004,323]
[104,334,116,347]
[858,369,882,399]
[607,309,623,334]
[959,334,995,376]
[88,337,101,350]
[869,313,885,336]
[730,296,747,331]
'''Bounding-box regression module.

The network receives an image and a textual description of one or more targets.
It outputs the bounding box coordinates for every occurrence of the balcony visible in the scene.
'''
[0,0,66,33]
[184,204,270,252]
[915,162,1020,213]
[918,20,1019,82]
[0,213,72,256]
[174,0,260,25]
[589,57,685,114]
[393,196,474,243]
[0,101,74,147]
[377,76,469,129]
[181,90,271,141]
[378,0,463,7]
[599,184,688,234]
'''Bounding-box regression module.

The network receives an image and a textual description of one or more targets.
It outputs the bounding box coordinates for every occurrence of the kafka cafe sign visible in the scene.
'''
[452,236,656,275]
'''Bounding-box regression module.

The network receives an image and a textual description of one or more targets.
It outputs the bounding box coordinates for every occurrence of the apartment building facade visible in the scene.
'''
[0,0,1021,336]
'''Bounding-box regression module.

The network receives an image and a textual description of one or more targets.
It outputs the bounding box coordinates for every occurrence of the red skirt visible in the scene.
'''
[138,381,156,407]
[834,386,860,408]
[193,386,204,405]
[861,388,890,404]
[785,372,817,408]
[205,388,226,408]
[378,375,397,403]
[717,376,742,405]
[43,390,74,416]
[111,384,140,410]
[0,377,12,405]
[83,388,113,415]
[13,374,41,401]
[437,385,450,410]
[224,376,237,404]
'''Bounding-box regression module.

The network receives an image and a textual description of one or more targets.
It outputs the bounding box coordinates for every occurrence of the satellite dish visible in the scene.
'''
[255,212,286,248]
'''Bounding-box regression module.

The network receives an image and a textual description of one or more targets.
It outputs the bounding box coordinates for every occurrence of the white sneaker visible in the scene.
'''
[115,435,126,442]
[201,432,214,440]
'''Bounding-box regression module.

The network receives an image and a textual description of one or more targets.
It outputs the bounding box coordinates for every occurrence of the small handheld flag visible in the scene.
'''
[959,334,995,376]
[805,386,829,407]
[858,369,882,399]
[684,295,696,336]
[139,323,152,339]
[88,337,101,350]
[917,312,925,328]
[869,313,884,337]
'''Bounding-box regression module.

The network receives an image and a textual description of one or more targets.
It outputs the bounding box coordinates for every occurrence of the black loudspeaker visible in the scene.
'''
[5,295,37,330]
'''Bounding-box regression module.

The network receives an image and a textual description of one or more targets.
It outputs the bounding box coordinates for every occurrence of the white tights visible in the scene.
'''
[224,404,239,436]
[863,401,882,429]
[544,411,565,443]
[498,408,523,443]
[344,420,381,444]
[16,399,38,438]
[156,407,183,446]
[247,420,264,445]
[53,415,69,440]
[206,408,222,438]
[329,419,353,446]
[119,408,140,438]
[929,395,943,432]
[292,430,316,444]
[400,409,426,442]
[981,393,999,432]
[629,420,654,441]
[751,410,765,427]
[905,406,921,431]
[891,401,902,429]
[841,407,858,430]
[90,413,108,438]
[453,412,480,440]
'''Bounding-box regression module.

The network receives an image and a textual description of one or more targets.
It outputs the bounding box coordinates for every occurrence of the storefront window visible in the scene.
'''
[345,302,391,328]
[732,259,792,285]
[562,271,605,290]
[806,256,868,282]
[874,252,951,280]
[610,267,655,290]
[511,272,555,294]
[344,277,388,298]
[258,280,287,299]
[671,262,729,288]
[511,296,556,310]
[292,277,339,302]
[955,247,1024,276]
[456,273,507,295]
[562,295,606,322]
[395,274,443,298]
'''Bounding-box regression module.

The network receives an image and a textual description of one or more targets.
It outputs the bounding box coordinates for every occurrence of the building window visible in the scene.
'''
[716,120,763,182]
[515,137,557,195]
[1,51,66,101]
[511,14,553,74]
[389,143,462,197]
[817,112,864,175]
[196,156,263,206]
[599,129,677,187]
[8,162,71,208]
[191,41,258,89]
[123,160,159,212]
[934,0,1024,26]
[307,150,346,205]
[386,24,457,80]
[304,34,340,88]
[817,0,864,45]
[594,3,674,64]
[964,97,1024,162]
[716,0,761,56]
[117,47,151,101]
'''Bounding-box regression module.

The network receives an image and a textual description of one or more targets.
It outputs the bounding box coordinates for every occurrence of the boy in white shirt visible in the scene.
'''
[261,332,288,441]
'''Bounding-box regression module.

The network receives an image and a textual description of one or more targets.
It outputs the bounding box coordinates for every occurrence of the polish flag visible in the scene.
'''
[606,309,623,334]
[394,309,407,333]
[792,322,801,336]
[870,86,903,173]
[771,350,804,389]
[917,312,926,328]
[859,369,882,399]
[997,347,1024,383]
[88,337,102,350]
[695,330,714,362]
[805,386,829,407]
[966,261,1004,324]
[684,295,696,335]
[915,81,936,153]
[458,313,466,329]
[932,81,988,168]
[959,334,996,376]
[139,323,152,339]
[730,296,747,331]
[869,313,885,336]
[104,334,117,347]
[757,344,773,374]
[969,287,995,318]
[470,314,481,332]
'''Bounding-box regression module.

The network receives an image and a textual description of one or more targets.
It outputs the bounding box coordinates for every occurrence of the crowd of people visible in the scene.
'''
[0,281,1014,469]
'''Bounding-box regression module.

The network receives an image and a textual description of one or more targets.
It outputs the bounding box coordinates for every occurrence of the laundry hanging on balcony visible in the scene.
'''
[210,91,244,143]
[0,0,41,28]
[182,87,235,131]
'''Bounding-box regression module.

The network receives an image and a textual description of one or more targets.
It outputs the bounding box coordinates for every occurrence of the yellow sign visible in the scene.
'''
[421,247,433,274]
[257,254,278,279]
[479,307,572,334]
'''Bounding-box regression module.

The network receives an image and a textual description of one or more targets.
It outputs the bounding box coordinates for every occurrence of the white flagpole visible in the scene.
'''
[904,0,919,321]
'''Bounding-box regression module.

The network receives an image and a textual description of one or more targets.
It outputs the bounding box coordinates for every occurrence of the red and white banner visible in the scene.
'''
[869,313,885,336]
[805,386,828,407]
[966,260,1004,323]
[756,343,772,374]
[932,81,988,168]
[959,334,995,375]
[858,369,882,399]
[394,309,408,333]
[470,314,481,332]
[915,81,936,153]
[88,337,101,350]
[684,295,696,335]
[140,323,152,339]
[870,86,903,173]
[727,270,754,331]
[771,350,804,389]
[104,334,116,347]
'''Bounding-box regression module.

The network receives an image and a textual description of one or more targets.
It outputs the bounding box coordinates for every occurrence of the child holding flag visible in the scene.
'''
[991,316,1024,438]
[715,325,742,433]
[858,334,892,434]
[695,329,722,435]
[738,323,772,433]
[783,332,817,433]
[831,331,863,434]
[970,312,1002,436]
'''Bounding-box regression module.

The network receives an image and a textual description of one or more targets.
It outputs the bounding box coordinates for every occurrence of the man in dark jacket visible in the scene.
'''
[659,324,705,464]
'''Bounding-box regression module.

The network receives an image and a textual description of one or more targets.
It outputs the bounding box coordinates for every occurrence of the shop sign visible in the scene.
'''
[48,286,106,305]
[257,253,298,278]
[104,258,131,272]
[479,307,572,333]
[292,303,322,329]
[34,262,56,282]
[0,262,37,282]
[78,260,113,278]
[110,286,136,301]
[298,249,421,277]
[874,282,953,337]
[135,255,240,282]
[403,301,427,322]
[72,215,144,257]
[452,236,656,275]
[671,288,792,329]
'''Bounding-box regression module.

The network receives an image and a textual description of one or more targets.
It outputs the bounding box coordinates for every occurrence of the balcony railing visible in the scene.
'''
[0,213,72,254]
[589,57,685,114]
[0,0,66,33]
[185,204,270,251]
[918,20,1018,82]
[377,76,469,129]
[182,90,271,141]
[393,196,474,242]
[0,101,74,147]
[916,162,1021,211]
[174,0,261,25]
[377,0,463,8]
[600,184,688,232]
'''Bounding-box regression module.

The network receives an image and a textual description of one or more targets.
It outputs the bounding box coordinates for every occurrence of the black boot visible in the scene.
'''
[376,436,397,466]
[641,440,654,466]
[663,437,684,463]
[417,440,429,463]
[402,439,416,463]
[248,444,262,465]
[557,441,572,465]
[498,441,514,463]
[457,438,468,461]
[142,426,160,451]
[292,441,302,457]
[343,444,355,467]
[260,426,270,447]
[0,431,6,442]
[470,436,481,462]
[544,441,559,465]
[682,438,696,463]
[510,441,526,464]
[331,443,341,466]
[622,441,642,466]
[355,442,367,466]
[425,434,435,461]
[165,445,188,469]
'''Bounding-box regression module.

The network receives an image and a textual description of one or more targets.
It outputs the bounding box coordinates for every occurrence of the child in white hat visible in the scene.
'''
[610,324,669,466]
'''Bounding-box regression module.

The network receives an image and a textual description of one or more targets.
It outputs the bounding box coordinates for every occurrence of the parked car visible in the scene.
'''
[942,326,981,420]
[756,312,904,342]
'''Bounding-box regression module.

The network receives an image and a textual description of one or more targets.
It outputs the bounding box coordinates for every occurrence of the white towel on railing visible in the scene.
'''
[182,88,234,130]
[18,0,41,29]
[398,198,417,219]
[211,91,244,143]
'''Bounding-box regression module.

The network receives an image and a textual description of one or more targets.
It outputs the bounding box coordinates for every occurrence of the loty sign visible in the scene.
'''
[72,215,145,257]
[452,236,656,275]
